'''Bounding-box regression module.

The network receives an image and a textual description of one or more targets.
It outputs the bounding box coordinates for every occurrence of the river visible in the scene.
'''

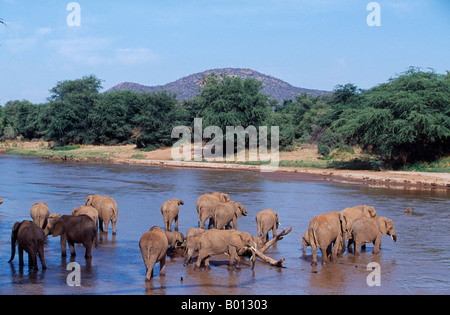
[0,155,449,295]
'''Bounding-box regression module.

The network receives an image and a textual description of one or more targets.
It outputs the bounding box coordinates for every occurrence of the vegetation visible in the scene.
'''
[0,68,449,170]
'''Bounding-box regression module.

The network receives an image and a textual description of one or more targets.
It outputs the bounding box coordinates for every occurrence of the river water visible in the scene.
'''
[0,155,449,295]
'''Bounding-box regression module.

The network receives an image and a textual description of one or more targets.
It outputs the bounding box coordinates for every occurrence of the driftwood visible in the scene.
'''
[259,226,293,254]
[252,226,293,268]
[254,248,286,267]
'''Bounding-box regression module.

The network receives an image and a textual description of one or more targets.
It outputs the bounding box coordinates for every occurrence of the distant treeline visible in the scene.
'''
[1,67,449,168]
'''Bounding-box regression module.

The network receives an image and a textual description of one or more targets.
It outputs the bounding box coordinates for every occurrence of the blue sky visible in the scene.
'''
[0,0,449,104]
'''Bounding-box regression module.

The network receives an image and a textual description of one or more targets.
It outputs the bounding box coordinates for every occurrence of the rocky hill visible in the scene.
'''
[106,68,330,103]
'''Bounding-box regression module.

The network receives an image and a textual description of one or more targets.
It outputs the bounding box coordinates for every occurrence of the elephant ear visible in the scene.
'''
[228,232,244,251]
[364,206,377,218]
[220,193,230,202]
[51,219,66,237]
[339,212,348,241]
[85,195,93,206]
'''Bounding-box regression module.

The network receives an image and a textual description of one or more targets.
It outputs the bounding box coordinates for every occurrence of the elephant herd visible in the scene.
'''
[8,194,118,270]
[6,191,398,283]
[302,205,397,265]
[140,192,269,280]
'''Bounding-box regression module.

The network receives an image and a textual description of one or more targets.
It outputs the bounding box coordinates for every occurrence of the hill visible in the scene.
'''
[106,68,330,103]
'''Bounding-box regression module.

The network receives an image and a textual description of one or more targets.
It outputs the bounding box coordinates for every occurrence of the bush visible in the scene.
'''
[318,144,331,157]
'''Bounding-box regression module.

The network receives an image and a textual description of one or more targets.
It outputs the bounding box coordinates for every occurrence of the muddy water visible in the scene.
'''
[0,155,449,295]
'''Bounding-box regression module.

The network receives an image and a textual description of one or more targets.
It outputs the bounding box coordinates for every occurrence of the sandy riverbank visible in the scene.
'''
[1,141,449,190]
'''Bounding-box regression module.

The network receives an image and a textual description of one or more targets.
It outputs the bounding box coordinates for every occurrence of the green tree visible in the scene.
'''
[191,74,270,131]
[0,105,6,138]
[3,100,40,139]
[132,91,179,149]
[91,90,142,145]
[44,75,102,146]
[333,68,450,167]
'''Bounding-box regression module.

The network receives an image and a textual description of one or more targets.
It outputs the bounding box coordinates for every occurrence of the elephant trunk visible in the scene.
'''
[390,232,397,242]
[250,246,256,270]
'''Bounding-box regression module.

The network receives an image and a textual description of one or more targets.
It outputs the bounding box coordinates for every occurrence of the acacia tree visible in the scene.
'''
[190,73,270,131]
[44,75,102,146]
[132,91,180,149]
[332,68,450,167]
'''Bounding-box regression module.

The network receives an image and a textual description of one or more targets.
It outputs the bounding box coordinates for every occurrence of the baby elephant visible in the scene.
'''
[165,230,185,251]
[9,221,47,270]
[139,226,169,281]
[350,216,397,255]
[256,209,280,243]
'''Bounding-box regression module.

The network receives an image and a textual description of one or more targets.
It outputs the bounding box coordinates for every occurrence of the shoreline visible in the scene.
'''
[1,142,449,190]
[109,158,450,190]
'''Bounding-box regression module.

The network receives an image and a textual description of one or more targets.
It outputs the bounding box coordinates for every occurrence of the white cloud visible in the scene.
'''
[36,27,54,36]
[112,48,159,66]
[4,37,37,52]
[47,37,159,67]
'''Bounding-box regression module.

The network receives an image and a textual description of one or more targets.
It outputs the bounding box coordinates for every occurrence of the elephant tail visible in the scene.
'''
[308,226,318,249]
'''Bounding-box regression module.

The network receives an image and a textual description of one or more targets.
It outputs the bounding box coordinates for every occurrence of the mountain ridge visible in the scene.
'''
[106,68,330,103]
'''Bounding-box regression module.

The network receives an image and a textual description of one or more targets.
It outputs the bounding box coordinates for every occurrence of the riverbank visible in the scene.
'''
[1,140,449,190]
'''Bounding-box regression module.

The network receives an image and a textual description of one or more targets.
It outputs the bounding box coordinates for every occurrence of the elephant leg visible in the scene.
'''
[354,240,361,256]
[30,250,39,270]
[228,248,238,270]
[68,240,76,257]
[164,214,170,231]
[98,218,104,232]
[84,244,92,260]
[311,245,318,266]
[272,226,277,241]
[145,258,157,281]
[60,235,67,257]
[204,257,211,270]
[160,255,166,276]
[207,218,214,230]
[320,245,329,264]
[373,235,381,254]
[18,245,24,267]
[112,219,117,235]
[174,214,179,232]
[347,238,354,252]
[38,245,47,270]
[195,252,206,270]
[199,215,208,229]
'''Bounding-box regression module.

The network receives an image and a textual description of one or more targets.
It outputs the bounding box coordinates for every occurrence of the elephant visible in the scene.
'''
[45,214,97,260]
[186,227,206,239]
[213,201,248,230]
[139,226,169,280]
[196,192,230,229]
[165,230,185,251]
[183,231,205,266]
[194,229,256,270]
[9,221,47,270]
[0,197,3,205]
[71,205,99,226]
[301,231,311,257]
[86,194,119,235]
[30,202,50,229]
[340,204,377,251]
[308,211,346,265]
[183,228,207,266]
[256,209,280,243]
[350,216,397,255]
[161,198,184,231]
